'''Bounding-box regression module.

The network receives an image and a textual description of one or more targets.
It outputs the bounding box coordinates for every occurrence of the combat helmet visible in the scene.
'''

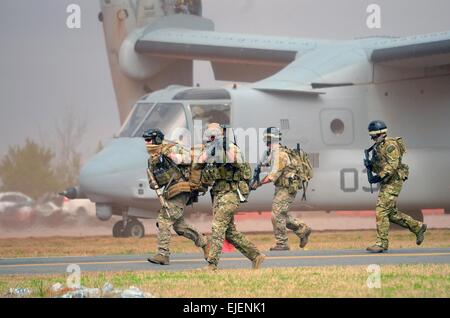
[143,128,164,145]
[263,127,282,143]
[368,120,388,136]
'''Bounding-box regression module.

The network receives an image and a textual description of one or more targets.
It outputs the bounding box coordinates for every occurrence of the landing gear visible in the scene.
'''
[113,221,127,238]
[112,217,145,238]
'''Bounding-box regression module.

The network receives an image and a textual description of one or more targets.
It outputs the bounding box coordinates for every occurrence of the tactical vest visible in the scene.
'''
[151,155,183,187]
[201,144,252,196]
[373,137,409,181]
[147,142,191,199]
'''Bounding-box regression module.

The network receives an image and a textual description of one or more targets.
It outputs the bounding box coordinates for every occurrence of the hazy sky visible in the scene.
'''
[1,0,450,162]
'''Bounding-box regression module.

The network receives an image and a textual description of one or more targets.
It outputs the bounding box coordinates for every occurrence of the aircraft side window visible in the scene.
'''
[119,103,154,137]
[133,103,188,142]
[330,119,345,135]
[320,109,354,145]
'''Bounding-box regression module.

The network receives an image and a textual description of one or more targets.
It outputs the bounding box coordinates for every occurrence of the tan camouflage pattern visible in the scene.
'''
[272,186,309,246]
[156,193,207,257]
[267,144,290,184]
[372,137,408,179]
[207,191,261,267]
[146,141,191,165]
[372,137,422,249]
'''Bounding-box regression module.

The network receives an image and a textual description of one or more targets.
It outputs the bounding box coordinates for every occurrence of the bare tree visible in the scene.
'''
[54,107,88,189]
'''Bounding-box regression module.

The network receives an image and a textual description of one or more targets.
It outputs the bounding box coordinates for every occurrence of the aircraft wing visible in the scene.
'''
[136,28,303,66]
[134,15,327,82]
[253,31,450,92]
[371,31,450,68]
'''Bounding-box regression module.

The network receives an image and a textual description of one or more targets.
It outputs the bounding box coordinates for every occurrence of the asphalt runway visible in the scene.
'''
[1,248,449,275]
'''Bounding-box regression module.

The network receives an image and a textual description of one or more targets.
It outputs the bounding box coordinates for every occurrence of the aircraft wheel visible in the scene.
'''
[126,219,145,238]
[112,221,127,238]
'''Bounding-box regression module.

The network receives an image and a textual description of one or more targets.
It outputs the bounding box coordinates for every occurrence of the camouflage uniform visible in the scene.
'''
[202,143,262,268]
[156,193,206,257]
[267,144,310,248]
[371,137,423,249]
[147,141,207,257]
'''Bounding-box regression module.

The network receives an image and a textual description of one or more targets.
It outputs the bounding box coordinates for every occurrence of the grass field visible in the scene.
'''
[1,264,449,298]
[1,230,449,298]
[0,229,449,258]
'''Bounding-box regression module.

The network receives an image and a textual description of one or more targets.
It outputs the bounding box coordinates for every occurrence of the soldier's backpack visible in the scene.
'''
[383,137,409,181]
[392,137,406,156]
[282,144,314,200]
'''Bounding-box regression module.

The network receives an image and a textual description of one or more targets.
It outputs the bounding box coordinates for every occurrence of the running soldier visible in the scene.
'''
[251,127,313,251]
[196,123,265,271]
[365,120,427,253]
[144,129,209,265]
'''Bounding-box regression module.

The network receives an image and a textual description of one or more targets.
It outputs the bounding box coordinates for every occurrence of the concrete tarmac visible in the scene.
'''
[1,248,449,275]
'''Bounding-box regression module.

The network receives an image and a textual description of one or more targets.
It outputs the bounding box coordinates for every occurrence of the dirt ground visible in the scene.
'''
[0,229,449,258]
[1,211,449,238]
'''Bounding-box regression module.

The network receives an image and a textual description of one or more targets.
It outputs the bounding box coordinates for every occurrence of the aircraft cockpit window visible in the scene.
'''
[119,103,154,137]
[133,103,188,143]
[174,0,202,16]
[190,104,231,131]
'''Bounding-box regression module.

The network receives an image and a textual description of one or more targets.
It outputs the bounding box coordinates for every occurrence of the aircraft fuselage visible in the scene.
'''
[79,73,450,221]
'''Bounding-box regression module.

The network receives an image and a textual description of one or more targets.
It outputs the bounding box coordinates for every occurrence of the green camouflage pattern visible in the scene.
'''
[372,136,422,249]
[272,186,309,246]
[375,177,422,249]
[207,191,261,266]
[156,193,207,257]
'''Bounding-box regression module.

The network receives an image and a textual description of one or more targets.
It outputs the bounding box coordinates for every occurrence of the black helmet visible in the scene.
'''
[368,120,388,136]
[263,127,282,143]
[143,129,164,145]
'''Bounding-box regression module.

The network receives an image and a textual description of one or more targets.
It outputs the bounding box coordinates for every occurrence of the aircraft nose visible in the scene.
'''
[80,138,149,200]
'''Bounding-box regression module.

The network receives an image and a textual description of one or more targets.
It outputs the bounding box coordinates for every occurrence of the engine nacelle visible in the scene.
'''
[119,28,170,80]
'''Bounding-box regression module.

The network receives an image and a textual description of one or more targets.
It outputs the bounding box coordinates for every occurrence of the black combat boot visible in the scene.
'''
[416,224,427,245]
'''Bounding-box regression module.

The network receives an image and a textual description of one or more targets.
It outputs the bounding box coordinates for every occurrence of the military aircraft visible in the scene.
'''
[62,0,450,238]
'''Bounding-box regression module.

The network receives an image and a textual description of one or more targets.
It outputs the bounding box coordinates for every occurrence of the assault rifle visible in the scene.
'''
[364,144,376,194]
